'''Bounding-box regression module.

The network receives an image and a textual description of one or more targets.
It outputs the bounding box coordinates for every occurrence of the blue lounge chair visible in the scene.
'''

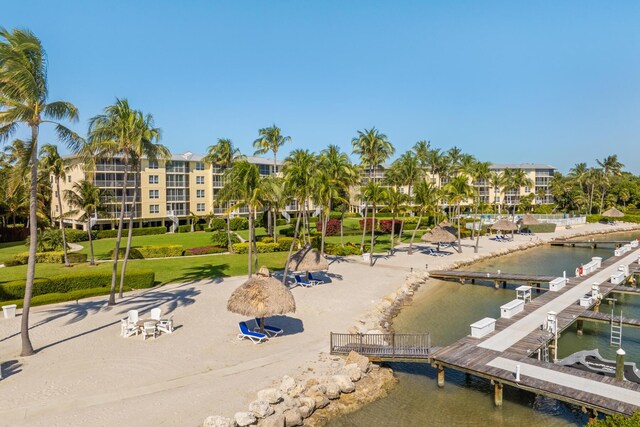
[295,274,314,288]
[254,318,284,337]
[307,272,324,285]
[237,321,268,344]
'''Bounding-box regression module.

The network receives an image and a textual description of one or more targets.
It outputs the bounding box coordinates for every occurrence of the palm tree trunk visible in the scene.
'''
[282,211,302,285]
[456,203,462,253]
[109,159,128,306]
[247,206,253,278]
[320,199,331,256]
[340,208,345,248]
[273,209,278,243]
[369,204,376,266]
[226,213,234,253]
[119,163,138,298]
[390,215,396,255]
[408,213,422,254]
[474,205,481,253]
[253,210,259,274]
[87,217,95,266]
[20,124,39,357]
[359,202,368,252]
[56,177,70,267]
[397,211,407,245]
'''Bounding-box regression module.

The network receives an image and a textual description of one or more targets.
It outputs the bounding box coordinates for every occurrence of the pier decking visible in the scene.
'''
[578,311,640,329]
[550,239,631,248]
[428,270,555,288]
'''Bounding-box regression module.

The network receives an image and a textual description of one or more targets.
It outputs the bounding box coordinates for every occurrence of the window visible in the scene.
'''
[196,203,205,212]
[150,204,159,214]
[525,186,530,193]
[148,161,158,169]
[196,176,204,185]
[68,176,71,183]
[149,175,159,184]
[55,205,59,212]
[195,162,205,171]
[149,189,159,199]
[196,189,205,198]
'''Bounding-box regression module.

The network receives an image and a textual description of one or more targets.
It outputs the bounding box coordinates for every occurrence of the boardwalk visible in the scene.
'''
[550,239,630,247]
[428,270,555,288]
[578,311,640,329]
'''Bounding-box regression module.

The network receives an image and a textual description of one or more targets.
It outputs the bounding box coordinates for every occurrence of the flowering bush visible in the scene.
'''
[316,219,341,236]
[379,220,403,234]
[184,246,227,256]
[358,218,378,232]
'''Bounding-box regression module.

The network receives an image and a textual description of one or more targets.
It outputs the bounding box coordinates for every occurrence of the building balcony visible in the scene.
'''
[94,180,137,188]
[166,195,189,202]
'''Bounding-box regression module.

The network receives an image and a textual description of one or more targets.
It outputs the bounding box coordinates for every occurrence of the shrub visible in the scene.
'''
[96,226,166,239]
[324,242,362,256]
[13,251,88,265]
[210,231,240,247]
[308,216,318,224]
[0,225,29,242]
[316,219,341,236]
[276,219,287,226]
[524,223,557,233]
[231,242,280,254]
[359,218,378,231]
[229,217,249,230]
[275,237,294,251]
[379,220,403,234]
[208,218,227,231]
[61,228,92,242]
[279,226,296,237]
[184,246,227,256]
[0,269,155,301]
[109,245,184,259]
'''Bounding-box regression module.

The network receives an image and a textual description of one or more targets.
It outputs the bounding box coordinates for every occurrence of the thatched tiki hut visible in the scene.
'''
[421,225,457,251]
[227,266,296,333]
[287,244,329,273]
[602,207,624,218]
[518,214,540,232]
[490,218,518,237]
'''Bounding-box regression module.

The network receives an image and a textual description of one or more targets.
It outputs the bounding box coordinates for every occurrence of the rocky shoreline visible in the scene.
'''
[203,223,640,427]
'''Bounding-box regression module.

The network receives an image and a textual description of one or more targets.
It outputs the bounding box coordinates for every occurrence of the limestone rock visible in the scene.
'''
[280,375,296,394]
[331,375,355,393]
[298,396,316,413]
[258,413,285,427]
[204,415,234,427]
[283,408,303,427]
[345,351,370,373]
[298,405,313,419]
[257,388,283,404]
[235,411,257,426]
[325,382,341,399]
[343,363,362,382]
[249,400,274,418]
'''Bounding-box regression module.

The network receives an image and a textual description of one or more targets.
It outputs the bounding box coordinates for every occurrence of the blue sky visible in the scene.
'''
[3,1,640,173]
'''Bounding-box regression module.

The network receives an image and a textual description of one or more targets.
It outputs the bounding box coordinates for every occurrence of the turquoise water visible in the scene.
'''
[330,232,640,426]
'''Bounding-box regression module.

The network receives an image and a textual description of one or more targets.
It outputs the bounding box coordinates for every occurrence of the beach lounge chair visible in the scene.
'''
[307,272,324,285]
[254,318,284,337]
[295,275,315,288]
[157,314,174,334]
[142,321,158,340]
[150,307,161,321]
[237,321,268,344]
[121,310,140,337]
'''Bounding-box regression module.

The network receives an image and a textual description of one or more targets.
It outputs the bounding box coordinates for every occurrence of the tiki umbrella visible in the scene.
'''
[421,225,457,251]
[519,214,540,225]
[602,207,624,218]
[227,266,296,333]
[438,220,458,235]
[491,218,518,238]
[287,244,329,273]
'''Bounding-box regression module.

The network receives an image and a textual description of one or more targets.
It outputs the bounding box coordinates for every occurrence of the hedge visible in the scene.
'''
[211,231,240,247]
[229,217,249,230]
[53,228,93,243]
[12,251,88,265]
[109,245,184,259]
[523,223,557,233]
[208,218,227,231]
[96,226,166,239]
[323,242,362,256]
[359,218,378,231]
[231,237,294,253]
[184,246,227,256]
[0,269,155,301]
[316,219,341,236]
[587,214,640,224]
[379,220,403,234]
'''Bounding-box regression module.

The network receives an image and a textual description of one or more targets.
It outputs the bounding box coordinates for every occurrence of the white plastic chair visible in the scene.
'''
[120,319,138,337]
[127,310,139,325]
[142,321,158,340]
[150,308,161,321]
[157,314,174,334]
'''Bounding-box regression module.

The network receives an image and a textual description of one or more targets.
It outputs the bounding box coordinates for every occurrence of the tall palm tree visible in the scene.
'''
[596,155,624,213]
[351,127,394,252]
[361,181,388,266]
[408,181,437,254]
[444,175,475,253]
[253,124,290,176]
[64,180,107,265]
[488,171,504,213]
[218,160,263,277]
[471,161,491,251]
[260,176,290,244]
[503,169,533,217]
[0,28,80,356]
[204,137,242,250]
[40,144,70,266]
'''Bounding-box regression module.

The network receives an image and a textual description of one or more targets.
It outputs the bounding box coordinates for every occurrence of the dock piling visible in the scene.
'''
[494,382,503,407]
[437,365,445,388]
[616,349,625,381]
[577,320,584,336]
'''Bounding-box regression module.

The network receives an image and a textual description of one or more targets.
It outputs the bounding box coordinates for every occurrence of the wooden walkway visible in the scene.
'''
[550,239,630,247]
[330,333,432,362]
[429,270,555,287]
[612,285,640,295]
[578,311,640,329]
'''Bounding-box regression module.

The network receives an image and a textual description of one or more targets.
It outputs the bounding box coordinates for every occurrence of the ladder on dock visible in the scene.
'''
[610,310,623,347]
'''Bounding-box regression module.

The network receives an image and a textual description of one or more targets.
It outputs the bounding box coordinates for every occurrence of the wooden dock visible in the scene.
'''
[330,333,432,362]
[428,270,555,289]
[612,285,640,296]
[550,239,631,248]
[578,311,640,329]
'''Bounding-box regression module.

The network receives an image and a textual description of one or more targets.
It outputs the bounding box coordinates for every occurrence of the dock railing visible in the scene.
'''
[330,332,432,359]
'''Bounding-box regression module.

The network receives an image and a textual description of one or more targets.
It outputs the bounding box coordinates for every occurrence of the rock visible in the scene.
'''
[345,351,371,373]
[283,408,303,426]
[308,384,326,395]
[280,395,300,410]
[325,382,341,399]
[249,400,274,418]
[280,375,296,394]
[343,363,362,382]
[331,375,355,393]
[235,411,257,426]
[310,393,330,409]
[257,388,283,404]
[203,415,234,427]
[258,413,285,427]
[298,396,316,413]
[298,405,313,419]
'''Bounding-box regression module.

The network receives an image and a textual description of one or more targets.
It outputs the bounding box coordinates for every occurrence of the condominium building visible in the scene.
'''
[54,152,283,231]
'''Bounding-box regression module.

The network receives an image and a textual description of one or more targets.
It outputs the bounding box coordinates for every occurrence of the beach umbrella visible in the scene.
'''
[490,218,518,231]
[286,244,329,273]
[227,266,296,333]
[421,225,457,251]
[437,220,458,235]
[518,214,540,226]
[602,207,624,218]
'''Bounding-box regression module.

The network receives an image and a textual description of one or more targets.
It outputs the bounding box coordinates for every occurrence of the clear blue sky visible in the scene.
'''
[4,1,640,173]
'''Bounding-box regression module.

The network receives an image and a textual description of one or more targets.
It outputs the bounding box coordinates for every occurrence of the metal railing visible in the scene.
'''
[330,333,431,359]
[94,180,137,188]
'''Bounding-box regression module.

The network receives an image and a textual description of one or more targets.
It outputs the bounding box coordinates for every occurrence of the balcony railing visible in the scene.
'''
[95,164,131,172]
[166,195,189,202]
[94,180,137,188]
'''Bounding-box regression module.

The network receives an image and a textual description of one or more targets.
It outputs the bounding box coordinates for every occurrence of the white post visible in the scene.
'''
[563,270,566,279]
[515,364,521,382]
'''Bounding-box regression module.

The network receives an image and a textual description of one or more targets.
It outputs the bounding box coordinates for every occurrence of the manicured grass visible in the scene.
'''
[0,241,28,264]
[324,230,427,252]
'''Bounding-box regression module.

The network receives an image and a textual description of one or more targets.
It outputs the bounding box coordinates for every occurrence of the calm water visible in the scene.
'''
[331,232,640,427]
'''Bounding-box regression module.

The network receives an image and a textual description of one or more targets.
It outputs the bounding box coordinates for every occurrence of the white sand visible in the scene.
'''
[0,222,637,427]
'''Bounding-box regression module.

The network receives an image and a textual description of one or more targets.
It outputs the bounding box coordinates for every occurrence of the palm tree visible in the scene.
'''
[488,171,504,213]
[503,169,533,217]
[218,160,263,277]
[0,28,81,356]
[188,211,199,232]
[204,137,242,250]
[384,187,408,255]
[396,151,421,243]
[596,155,624,213]
[361,181,388,266]
[281,149,316,284]
[260,176,290,244]
[408,181,437,254]
[64,180,106,265]
[471,161,491,251]
[351,128,394,252]
[444,175,475,253]
[40,144,70,266]
[253,124,290,176]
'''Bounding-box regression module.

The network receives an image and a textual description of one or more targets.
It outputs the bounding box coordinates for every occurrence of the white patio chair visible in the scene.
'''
[150,308,161,321]
[157,314,174,334]
[142,321,158,340]
[120,319,139,337]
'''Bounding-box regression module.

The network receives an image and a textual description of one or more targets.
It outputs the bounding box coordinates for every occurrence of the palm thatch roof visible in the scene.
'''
[287,244,329,272]
[602,207,624,218]
[437,220,458,235]
[491,218,519,231]
[421,225,457,243]
[518,214,540,226]
[227,267,296,318]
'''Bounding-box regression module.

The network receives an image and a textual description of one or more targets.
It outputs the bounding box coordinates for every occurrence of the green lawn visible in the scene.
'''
[0,241,28,264]
[324,229,426,252]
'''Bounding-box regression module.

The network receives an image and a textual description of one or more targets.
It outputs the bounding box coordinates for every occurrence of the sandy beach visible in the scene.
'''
[1,222,638,427]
